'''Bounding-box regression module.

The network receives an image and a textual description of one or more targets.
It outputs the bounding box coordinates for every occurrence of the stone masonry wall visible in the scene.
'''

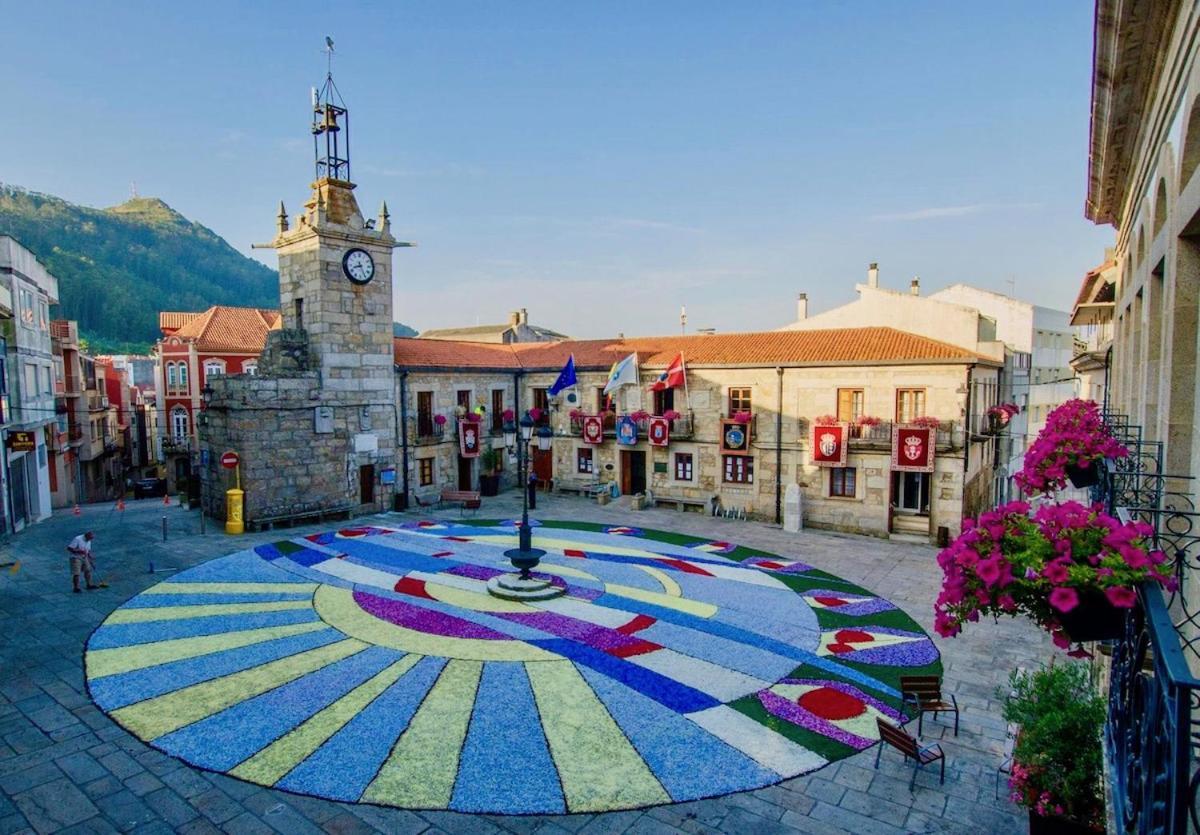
[200,372,396,523]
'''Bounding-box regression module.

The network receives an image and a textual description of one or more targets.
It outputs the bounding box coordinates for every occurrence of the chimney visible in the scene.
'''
[867,262,879,288]
[518,308,528,326]
[796,293,808,321]
[910,277,920,296]
[509,310,521,327]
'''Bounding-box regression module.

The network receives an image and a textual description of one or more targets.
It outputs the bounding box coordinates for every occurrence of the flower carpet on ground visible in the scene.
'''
[83,520,939,814]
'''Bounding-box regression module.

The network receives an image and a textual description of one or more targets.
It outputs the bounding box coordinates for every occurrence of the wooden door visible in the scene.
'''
[629,451,647,495]
[458,456,473,491]
[532,448,553,485]
[359,464,375,505]
[619,450,631,495]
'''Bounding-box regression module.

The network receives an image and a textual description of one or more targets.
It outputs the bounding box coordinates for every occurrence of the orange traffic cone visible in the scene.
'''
[72,504,80,516]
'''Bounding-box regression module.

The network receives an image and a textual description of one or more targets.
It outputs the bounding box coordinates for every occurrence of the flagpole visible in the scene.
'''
[682,353,691,412]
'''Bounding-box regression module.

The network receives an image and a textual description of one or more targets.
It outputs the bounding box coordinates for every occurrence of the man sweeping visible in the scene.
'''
[67,531,98,593]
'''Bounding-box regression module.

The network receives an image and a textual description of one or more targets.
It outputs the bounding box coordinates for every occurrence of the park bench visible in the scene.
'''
[439,489,482,516]
[900,674,960,736]
[875,717,946,789]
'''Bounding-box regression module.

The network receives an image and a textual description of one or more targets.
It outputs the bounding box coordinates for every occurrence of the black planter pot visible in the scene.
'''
[1066,461,1101,488]
[1028,811,1102,835]
[1057,588,1127,643]
[479,474,500,497]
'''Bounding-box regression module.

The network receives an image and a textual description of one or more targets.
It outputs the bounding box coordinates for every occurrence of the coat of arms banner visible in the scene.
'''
[811,422,848,467]
[891,425,934,473]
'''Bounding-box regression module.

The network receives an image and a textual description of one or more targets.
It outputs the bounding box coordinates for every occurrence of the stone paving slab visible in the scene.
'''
[0,493,1055,833]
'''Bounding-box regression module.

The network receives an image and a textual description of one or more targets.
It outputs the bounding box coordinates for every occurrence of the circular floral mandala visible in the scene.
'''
[84,520,939,814]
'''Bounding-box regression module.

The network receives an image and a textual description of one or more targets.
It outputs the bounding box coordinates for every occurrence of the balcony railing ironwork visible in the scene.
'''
[409,418,446,446]
[1074,410,1200,835]
[842,420,960,449]
[566,411,694,441]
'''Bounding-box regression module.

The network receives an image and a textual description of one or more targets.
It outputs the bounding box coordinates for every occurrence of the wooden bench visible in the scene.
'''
[900,674,959,736]
[439,489,482,516]
[875,718,945,789]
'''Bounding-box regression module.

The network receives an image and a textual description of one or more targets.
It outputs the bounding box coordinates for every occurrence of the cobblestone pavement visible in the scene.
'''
[0,493,1053,834]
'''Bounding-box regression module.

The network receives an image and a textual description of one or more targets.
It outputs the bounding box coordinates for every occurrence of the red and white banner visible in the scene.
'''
[811,422,848,467]
[891,425,934,472]
[581,415,604,445]
[458,421,482,458]
[647,416,670,447]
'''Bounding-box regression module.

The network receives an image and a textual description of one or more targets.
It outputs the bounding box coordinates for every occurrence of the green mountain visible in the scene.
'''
[0,185,417,353]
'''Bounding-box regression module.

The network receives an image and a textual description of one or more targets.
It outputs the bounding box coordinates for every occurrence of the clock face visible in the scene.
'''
[342,248,375,284]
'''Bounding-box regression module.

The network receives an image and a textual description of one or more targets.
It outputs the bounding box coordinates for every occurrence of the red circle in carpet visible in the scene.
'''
[798,686,866,721]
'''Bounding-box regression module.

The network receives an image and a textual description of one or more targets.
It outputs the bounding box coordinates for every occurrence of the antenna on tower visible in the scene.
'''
[130,181,138,199]
[324,36,335,76]
[680,305,687,335]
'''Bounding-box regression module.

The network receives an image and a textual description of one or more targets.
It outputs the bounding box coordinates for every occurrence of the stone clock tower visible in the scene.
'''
[199,73,411,525]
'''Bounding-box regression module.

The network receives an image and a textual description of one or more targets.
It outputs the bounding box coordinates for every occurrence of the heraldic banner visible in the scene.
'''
[581,415,604,445]
[891,425,934,472]
[459,420,482,458]
[616,415,639,446]
[811,422,848,466]
[647,416,670,447]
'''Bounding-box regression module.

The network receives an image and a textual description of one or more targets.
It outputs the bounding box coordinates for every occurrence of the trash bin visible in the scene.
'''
[937,525,950,548]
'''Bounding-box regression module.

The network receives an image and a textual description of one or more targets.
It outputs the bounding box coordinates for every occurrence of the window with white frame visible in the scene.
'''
[170,407,189,441]
[178,363,188,388]
[167,363,177,387]
[204,360,226,379]
[674,452,694,481]
[242,361,258,376]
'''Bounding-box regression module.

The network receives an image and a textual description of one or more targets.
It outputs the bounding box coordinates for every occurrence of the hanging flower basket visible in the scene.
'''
[433,414,447,427]
[934,500,1173,651]
[1015,399,1127,493]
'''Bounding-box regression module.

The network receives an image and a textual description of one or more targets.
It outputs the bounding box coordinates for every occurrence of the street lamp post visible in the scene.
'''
[489,411,562,601]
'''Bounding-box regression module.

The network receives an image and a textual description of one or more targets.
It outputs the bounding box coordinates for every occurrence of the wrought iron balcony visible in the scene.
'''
[1074,410,1200,835]
[841,420,959,450]
[409,417,446,446]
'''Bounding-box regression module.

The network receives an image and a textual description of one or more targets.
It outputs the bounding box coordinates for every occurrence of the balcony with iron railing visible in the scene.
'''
[409,416,447,446]
[828,419,960,450]
[566,410,694,441]
[1007,409,1200,835]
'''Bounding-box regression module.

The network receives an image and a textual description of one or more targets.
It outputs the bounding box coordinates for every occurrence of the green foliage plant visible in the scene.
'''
[1001,662,1106,829]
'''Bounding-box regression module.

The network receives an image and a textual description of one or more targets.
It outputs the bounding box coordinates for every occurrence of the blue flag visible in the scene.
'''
[548,354,577,396]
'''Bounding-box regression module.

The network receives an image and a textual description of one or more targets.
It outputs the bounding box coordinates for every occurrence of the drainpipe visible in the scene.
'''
[962,364,974,507]
[398,371,410,510]
[775,366,784,525]
[1102,344,1113,415]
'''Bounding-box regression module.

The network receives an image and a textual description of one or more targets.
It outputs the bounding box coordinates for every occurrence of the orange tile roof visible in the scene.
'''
[170,306,281,354]
[159,311,202,333]
[394,326,989,371]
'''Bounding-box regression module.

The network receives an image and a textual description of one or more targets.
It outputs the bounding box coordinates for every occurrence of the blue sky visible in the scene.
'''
[6,1,1112,337]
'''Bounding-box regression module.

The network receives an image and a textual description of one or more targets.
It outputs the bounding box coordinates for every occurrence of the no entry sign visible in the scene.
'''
[220,451,240,469]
